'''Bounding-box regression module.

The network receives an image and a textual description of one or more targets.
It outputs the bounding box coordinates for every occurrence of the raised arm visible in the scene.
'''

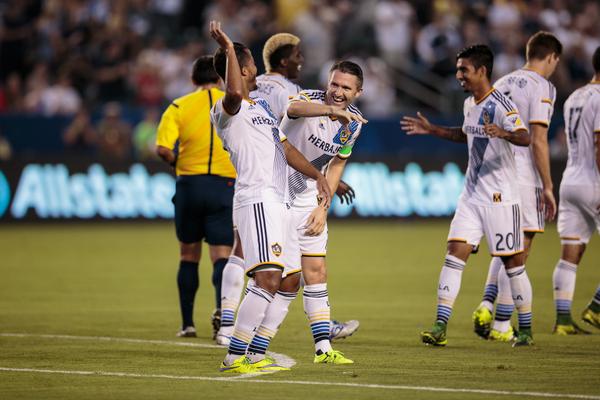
[401,112,466,143]
[530,123,556,219]
[287,101,367,125]
[282,140,332,208]
[209,21,242,115]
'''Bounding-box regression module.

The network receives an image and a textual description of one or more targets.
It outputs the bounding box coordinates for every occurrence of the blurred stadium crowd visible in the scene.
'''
[0,0,598,159]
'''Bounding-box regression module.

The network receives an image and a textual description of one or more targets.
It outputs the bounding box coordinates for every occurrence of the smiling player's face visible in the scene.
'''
[325,70,362,109]
[455,58,485,94]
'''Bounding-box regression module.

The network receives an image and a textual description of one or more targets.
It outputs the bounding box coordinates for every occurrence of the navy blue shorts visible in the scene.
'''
[173,175,235,245]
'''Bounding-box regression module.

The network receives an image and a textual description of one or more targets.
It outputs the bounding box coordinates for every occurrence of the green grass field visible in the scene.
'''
[1,221,599,400]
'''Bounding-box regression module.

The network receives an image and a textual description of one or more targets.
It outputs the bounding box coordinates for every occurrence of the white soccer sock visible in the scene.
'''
[219,256,245,336]
[480,257,502,311]
[506,265,532,330]
[493,266,514,333]
[436,254,465,324]
[553,259,578,318]
[247,290,298,362]
[224,284,274,364]
[304,283,332,354]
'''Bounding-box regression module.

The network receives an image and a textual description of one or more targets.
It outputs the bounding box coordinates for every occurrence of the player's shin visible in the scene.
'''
[493,266,514,334]
[436,255,466,325]
[219,256,245,337]
[506,265,533,333]
[224,283,274,365]
[304,283,333,354]
[480,257,502,311]
[247,290,298,362]
[177,260,199,329]
[552,259,578,324]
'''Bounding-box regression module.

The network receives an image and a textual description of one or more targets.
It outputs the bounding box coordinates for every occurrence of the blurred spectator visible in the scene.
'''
[374,0,415,68]
[94,40,130,102]
[0,133,12,161]
[62,107,97,155]
[39,72,82,116]
[0,73,25,112]
[96,102,132,159]
[416,12,461,77]
[133,107,159,160]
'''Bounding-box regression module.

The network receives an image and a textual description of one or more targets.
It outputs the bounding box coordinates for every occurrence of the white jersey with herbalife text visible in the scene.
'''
[252,73,301,122]
[494,69,556,187]
[280,89,363,209]
[210,97,288,209]
[561,82,600,186]
[460,88,528,206]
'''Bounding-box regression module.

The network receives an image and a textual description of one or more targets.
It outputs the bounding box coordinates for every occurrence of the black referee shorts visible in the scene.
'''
[173,175,235,246]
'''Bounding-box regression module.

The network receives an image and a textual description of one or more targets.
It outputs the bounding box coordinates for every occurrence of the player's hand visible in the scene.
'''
[209,20,233,50]
[330,107,368,126]
[315,175,332,209]
[401,112,432,135]
[305,205,327,236]
[483,123,508,139]
[336,180,355,204]
[542,187,557,221]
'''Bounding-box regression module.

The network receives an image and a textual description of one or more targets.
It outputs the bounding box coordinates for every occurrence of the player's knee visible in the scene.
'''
[446,242,470,262]
[561,244,585,265]
[180,242,201,262]
[253,270,283,295]
[502,252,526,268]
[280,273,301,293]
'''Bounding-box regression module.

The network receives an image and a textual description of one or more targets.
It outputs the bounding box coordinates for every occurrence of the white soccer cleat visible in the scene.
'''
[330,320,360,341]
[176,326,197,338]
[215,332,231,346]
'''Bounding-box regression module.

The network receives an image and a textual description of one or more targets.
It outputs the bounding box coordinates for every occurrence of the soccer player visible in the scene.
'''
[552,46,600,333]
[208,21,331,373]
[243,60,367,365]
[155,55,235,339]
[217,32,359,345]
[472,32,564,340]
[402,44,535,347]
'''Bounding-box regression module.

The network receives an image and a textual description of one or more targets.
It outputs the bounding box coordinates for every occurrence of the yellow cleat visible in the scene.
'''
[314,350,354,364]
[250,356,290,372]
[472,306,493,339]
[581,307,600,330]
[420,321,448,346]
[219,356,255,374]
[489,326,516,342]
[553,323,591,335]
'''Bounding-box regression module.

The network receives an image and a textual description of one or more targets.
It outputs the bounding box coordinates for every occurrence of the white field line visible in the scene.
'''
[1,366,600,400]
[0,332,295,379]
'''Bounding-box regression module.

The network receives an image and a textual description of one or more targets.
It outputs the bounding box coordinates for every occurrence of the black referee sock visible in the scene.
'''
[177,260,199,328]
[212,258,228,310]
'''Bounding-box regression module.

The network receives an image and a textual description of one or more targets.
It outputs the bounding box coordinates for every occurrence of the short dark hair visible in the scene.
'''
[456,44,494,80]
[593,46,600,73]
[191,56,219,86]
[213,42,251,81]
[526,31,563,61]
[269,44,295,71]
[330,60,363,88]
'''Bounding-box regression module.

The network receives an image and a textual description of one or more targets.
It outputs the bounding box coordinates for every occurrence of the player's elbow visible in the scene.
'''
[514,130,530,147]
[225,89,243,103]
[286,102,303,118]
[156,145,172,162]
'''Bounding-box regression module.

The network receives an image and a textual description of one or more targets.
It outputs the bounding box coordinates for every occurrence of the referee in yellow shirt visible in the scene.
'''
[156,56,236,338]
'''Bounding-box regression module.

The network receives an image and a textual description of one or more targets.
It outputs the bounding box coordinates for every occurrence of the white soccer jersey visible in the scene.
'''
[280,89,363,209]
[561,82,600,186]
[494,69,556,187]
[460,88,528,206]
[251,73,301,122]
[210,97,289,208]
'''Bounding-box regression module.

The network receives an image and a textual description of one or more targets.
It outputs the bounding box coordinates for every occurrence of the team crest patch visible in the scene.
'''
[493,192,502,203]
[271,243,282,257]
[333,121,358,145]
[479,101,496,125]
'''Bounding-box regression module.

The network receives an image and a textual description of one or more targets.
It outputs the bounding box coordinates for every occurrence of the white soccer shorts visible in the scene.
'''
[233,202,294,276]
[448,200,524,256]
[520,184,545,233]
[558,184,600,245]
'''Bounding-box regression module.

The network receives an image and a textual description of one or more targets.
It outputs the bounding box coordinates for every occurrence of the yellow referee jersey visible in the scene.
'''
[156,88,236,178]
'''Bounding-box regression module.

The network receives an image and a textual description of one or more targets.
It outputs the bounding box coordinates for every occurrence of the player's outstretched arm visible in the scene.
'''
[209,21,242,115]
[484,124,530,146]
[530,123,556,220]
[401,112,466,143]
[282,140,332,208]
[287,102,368,125]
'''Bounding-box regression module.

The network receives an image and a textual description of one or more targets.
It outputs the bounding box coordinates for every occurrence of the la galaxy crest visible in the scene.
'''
[333,120,359,145]
[478,100,496,125]
[271,243,282,257]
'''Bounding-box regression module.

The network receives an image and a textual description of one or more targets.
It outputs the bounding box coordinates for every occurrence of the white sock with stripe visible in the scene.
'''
[479,257,502,311]
[224,284,274,365]
[552,259,578,321]
[436,254,465,324]
[219,256,245,338]
[304,283,332,354]
[506,265,532,331]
